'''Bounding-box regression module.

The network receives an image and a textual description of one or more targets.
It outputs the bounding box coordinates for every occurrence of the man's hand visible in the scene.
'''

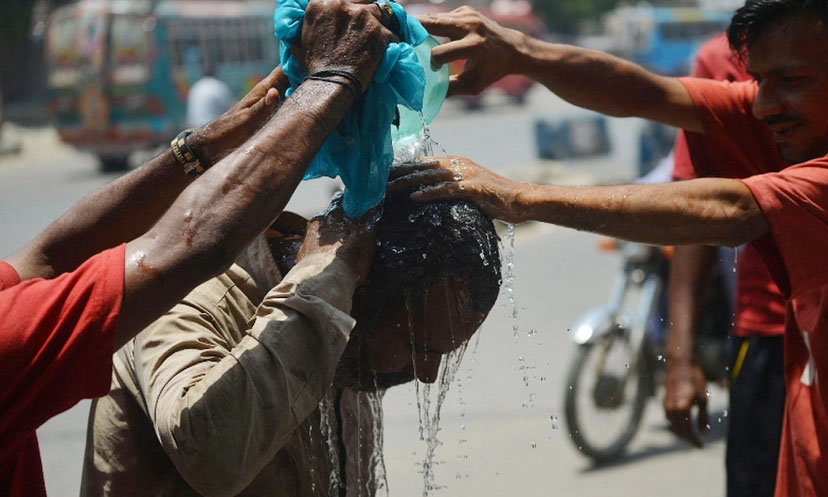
[387,156,525,223]
[297,197,378,285]
[294,0,396,91]
[191,67,290,165]
[418,7,528,96]
[664,360,709,448]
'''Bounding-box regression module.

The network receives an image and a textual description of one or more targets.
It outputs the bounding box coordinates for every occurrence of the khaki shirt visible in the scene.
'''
[80,253,381,497]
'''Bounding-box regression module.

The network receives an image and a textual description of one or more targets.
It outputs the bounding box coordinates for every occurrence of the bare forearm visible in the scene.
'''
[665,245,717,363]
[120,81,353,342]
[519,38,701,132]
[515,178,767,246]
[6,151,190,280]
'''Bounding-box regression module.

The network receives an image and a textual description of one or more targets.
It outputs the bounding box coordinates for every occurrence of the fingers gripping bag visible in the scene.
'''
[273,0,448,217]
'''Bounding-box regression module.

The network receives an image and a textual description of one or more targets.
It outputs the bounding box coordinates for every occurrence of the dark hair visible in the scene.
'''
[367,192,502,312]
[728,0,828,53]
[335,192,502,391]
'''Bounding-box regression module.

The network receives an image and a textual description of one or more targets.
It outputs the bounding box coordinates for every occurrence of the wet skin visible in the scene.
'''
[747,15,828,164]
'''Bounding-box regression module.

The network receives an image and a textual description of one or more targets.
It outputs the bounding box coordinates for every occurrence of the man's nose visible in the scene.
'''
[414,353,441,383]
[753,82,784,121]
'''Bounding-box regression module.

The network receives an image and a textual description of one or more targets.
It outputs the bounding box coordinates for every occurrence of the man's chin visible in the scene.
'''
[333,367,416,392]
[777,141,828,165]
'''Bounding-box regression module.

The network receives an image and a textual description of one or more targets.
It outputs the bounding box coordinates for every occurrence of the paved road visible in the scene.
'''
[0,86,727,496]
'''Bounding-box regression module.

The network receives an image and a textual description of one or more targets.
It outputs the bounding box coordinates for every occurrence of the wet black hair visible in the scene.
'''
[728,0,828,54]
[366,191,502,313]
[335,191,502,391]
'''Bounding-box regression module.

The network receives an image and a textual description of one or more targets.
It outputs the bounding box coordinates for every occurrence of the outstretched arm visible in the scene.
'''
[4,68,289,281]
[388,157,768,247]
[103,0,391,348]
[418,7,702,132]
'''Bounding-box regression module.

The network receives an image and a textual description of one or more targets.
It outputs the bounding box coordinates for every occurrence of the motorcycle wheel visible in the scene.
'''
[564,329,651,463]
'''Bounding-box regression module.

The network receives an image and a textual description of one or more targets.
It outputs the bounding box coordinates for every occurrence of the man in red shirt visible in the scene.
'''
[391,1,828,495]
[663,33,787,497]
[0,2,394,495]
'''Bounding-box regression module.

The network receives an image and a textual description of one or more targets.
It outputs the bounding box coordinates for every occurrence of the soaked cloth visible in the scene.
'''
[274,0,427,216]
[0,245,124,497]
[80,252,383,496]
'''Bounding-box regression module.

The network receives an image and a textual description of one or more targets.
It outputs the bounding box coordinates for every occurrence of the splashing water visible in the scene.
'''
[319,390,342,496]
[502,223,519,337]
[417,343,469,496]
[366,389,390,497]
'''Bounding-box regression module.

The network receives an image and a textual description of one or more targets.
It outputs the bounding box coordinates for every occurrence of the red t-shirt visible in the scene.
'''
[0,245,124,496]
[676,67,787,338]
[742,159,828,497]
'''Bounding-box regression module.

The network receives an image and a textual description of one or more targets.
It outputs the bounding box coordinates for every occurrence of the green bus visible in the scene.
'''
[45,0,277,171]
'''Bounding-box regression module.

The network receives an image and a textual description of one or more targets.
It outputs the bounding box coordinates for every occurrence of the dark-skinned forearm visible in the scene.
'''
[5,151,191,280]
[118,81,353,344]
[515,178,767,247]
[517,37,702,132]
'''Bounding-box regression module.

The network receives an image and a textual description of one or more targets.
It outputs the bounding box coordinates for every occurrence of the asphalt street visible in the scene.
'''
[0,86,728,496]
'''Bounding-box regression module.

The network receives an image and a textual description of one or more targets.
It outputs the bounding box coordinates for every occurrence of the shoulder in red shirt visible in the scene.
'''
[675,76,787,336]
[740,157,828,497]
[0,244,125,497]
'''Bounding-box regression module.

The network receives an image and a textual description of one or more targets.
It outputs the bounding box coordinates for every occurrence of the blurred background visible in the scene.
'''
[1,0,745,495]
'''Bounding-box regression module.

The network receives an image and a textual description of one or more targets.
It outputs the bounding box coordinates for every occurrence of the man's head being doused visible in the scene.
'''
[336,191,502,390]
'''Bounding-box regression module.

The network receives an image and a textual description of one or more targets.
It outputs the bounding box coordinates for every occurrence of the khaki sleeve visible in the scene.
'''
[133,253,358,497]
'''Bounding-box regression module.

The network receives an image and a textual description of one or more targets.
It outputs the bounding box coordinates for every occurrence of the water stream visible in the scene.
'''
[319,390,342,496]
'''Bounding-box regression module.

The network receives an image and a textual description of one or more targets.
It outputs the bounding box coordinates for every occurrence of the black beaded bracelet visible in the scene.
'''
[170,128,209,178]
[306,69,363,100]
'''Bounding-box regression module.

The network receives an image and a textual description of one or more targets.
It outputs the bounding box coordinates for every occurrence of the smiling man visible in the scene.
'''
[389,1,828,495]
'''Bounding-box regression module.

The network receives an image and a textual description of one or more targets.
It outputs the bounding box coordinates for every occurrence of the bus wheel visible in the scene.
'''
[98,154,130,173]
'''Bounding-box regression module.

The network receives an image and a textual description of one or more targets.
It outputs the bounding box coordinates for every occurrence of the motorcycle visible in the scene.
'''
[563,238,732,463]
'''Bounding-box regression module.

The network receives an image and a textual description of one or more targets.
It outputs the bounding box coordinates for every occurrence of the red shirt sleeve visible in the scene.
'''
[677,78,784,178]
[741,159,828,299]
[0,244,125,461]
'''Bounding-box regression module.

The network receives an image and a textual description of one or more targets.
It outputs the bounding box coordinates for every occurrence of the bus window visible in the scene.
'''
[109,15,152,85]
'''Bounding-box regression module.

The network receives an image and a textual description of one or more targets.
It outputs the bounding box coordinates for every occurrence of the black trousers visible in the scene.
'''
[726,335,785,497]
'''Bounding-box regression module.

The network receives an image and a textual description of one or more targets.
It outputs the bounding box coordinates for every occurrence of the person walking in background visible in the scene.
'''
[186,60,235,128]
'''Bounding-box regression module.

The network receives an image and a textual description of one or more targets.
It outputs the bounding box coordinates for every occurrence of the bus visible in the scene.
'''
[604,5,732,76]
[45,0,278,171]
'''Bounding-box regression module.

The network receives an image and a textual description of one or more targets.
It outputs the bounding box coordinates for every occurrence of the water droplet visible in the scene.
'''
[453,173,463,181]
[723,410,729,417]
[625,363,630,369]
[459,184,465,190]
[531,442,537,449]
[706,423,711,430]
[706,390,711,397]
[657,354,663,361]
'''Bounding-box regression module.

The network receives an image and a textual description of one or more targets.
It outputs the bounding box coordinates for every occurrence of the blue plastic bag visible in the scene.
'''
[274,0,428,216]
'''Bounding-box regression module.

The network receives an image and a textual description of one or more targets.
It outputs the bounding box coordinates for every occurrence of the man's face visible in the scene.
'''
[352,278,486,384]
[747,15,828,163]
